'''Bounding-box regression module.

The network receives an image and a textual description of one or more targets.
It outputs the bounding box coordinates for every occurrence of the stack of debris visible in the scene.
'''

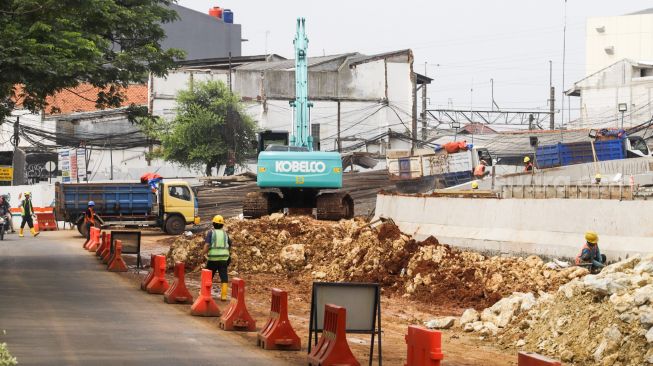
[444,256,653,365]
[165,215,585,310]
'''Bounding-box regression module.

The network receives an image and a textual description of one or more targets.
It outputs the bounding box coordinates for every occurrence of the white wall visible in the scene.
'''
[572,60,653,128]
[376,194,653,261]
[586,13,653,75]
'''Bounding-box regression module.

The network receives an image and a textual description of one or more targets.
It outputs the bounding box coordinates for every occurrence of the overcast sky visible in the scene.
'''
[178,0,653,124]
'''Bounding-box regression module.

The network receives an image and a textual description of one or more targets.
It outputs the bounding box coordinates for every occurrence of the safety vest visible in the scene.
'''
[575,242,598,265]
[473,164,486,177]
[85,208,95,225]
[208,229,230,262]
[20,199,33,216]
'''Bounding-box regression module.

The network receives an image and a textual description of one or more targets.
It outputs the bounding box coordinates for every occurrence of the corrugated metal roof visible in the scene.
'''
[235,53,356,71]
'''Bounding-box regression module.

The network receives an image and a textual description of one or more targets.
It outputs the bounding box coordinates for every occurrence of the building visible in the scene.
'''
[567,59,653,128]
[585,9,653,76]
[161,4,242,60]
[152,49,432,155]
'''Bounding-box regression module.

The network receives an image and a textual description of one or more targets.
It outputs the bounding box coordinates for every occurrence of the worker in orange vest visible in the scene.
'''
[473,159,488,179]
[575,231,606,273]
[84,201,96,241]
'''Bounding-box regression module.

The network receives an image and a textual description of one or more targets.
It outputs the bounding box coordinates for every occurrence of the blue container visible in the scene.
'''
[442,171,473,187]
[61,183,153,218]
[223,9,233,24]
[535,144,562,168]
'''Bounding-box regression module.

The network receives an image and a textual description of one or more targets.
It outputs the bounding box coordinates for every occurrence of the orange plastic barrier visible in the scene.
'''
[95,232,107,257]
[146,255,169,294]
[100,234,113,264]
[83,227,98,249]
[257,288,301,350]
[107,240,128,272]
[164,262,194,304]
[190,269,221,317]
[140,254,157,290]
[85,227,100,251]
[307,304,360,366]
[405,325,444,366]
[35,212,57,231]
[518,352,561,366]
[219,278,256,331]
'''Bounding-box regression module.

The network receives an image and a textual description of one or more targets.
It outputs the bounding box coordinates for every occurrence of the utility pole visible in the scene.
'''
[561,0,568,129]
[421,86,427,141]
[411,71,417,149]
[228,51,233,92]
[549,60,555,130]
[109,138,113,181]
[529,113,534,130]
[336,100,341,152]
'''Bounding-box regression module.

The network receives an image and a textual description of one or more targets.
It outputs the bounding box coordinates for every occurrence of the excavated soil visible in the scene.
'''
[165,215,580,311]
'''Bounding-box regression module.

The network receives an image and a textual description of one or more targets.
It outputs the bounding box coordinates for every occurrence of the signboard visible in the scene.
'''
[110,231,142,268]
[70,151,78,180]
[0,167,13,182]
[76,149,86,181]
[59,150,71,183]
[45,161,56,173]
[309,282,382,365]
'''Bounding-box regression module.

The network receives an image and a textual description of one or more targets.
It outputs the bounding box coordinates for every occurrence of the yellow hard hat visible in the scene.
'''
[524,156,531,163]
[471,181,479,189]
[212,215,225,224]
[585,231,598,244]
[595,173,602,179]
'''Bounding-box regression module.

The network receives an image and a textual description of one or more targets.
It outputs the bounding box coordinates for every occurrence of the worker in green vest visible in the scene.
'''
[19,192,39,237]
[202,215,231,301]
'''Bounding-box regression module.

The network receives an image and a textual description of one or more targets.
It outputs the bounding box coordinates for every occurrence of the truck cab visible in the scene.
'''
[160,181,200,234]
[625,136,651,158]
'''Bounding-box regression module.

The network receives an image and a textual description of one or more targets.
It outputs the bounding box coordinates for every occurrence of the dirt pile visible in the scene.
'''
[498,255,653,365]
[164,215,582,310]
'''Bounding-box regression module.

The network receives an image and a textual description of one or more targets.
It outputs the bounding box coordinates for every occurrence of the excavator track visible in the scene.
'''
[316,192,354,221]
[243,192,281,219]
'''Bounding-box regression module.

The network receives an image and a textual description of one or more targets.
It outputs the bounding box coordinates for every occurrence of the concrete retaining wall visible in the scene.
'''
[375,193,653,261]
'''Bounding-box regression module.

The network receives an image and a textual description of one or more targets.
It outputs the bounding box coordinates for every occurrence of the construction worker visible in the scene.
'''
[473,159,488,179]
[524,156,534,172]
[202,215,232,301]
[471,181,479,190]
[19,192,39,237]
[595,173,602,184]
[84,201,96,241]
[575,231,606,274]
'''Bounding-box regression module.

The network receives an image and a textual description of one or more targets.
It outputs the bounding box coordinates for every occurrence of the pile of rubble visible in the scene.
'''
[165,215,584,309]
[434,256,653,365]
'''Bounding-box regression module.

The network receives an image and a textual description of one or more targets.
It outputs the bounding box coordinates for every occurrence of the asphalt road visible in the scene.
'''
[0,232,287,366]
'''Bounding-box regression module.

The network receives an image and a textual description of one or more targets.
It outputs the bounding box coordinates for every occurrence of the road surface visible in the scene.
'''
[0,232,287,366]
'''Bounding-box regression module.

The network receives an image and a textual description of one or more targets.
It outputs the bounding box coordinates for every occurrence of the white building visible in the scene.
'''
[567,59,653,128]
[586,9,653,76]
[151,50,431,155]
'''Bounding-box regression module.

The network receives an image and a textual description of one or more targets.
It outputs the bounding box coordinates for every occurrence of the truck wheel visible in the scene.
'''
[165,215,186,235]
[77,223,87,237]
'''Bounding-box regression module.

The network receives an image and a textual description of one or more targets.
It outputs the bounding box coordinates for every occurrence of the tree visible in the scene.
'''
[144,80,257,175]
[0,0,184,119]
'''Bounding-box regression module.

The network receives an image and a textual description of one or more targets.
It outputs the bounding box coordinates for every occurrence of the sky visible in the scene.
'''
[177,0,653,125]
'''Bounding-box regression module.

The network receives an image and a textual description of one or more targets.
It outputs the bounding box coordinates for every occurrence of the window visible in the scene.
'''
[311,124,321,151]
[168,185,191,201]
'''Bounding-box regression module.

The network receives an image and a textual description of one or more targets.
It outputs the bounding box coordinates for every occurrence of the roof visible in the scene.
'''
[235,49,432,84]
[176,54,286,69]
[626,8,653,15]
[44,84,147,115]
[459,122,498,135]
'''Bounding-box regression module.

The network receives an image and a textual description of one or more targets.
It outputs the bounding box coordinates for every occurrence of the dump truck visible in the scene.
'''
[386,146,493,193]
[54,180,199,237]
[535,135,651,169]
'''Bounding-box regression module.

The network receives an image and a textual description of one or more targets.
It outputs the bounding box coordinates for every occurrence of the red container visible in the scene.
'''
[208,7,223,19]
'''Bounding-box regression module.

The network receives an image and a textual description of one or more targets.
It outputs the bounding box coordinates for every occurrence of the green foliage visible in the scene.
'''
[145,80,256,174]
[0,0,185,118]
[0,343,17,366]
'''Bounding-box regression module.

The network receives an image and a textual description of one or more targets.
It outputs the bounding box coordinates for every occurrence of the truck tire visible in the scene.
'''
[165,215,186,235]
